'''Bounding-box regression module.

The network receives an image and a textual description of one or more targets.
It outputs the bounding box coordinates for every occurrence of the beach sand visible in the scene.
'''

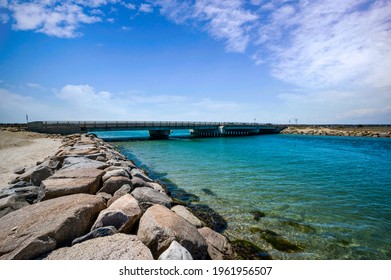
[0,130,62,189]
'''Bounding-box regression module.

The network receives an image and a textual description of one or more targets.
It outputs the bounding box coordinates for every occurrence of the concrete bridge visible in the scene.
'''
[27,121,285,139]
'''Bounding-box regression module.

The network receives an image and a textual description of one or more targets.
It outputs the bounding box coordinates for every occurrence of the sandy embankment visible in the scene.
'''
[0,130,62,189]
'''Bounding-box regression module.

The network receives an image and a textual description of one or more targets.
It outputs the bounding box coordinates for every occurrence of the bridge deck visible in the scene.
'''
[27,121,284,138]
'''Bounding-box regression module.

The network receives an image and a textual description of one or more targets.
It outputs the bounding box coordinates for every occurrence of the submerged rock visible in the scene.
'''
[187,204,227,233]
[231,239,272,260]
[250,227,304,253]
[249,210,266,221]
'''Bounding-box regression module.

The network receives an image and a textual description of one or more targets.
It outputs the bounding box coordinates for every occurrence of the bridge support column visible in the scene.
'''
[149,130,171,140]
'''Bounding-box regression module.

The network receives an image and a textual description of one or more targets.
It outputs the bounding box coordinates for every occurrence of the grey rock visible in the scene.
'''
[131,187,172,212]
[62,157,109,170]
[107,184,132,207]
[38,168,105,201]
[72,226,117,246]
[0,194,106,260]
[137,204,208,259]
[158,241,193,260]
[98,176,133,195]
[171,205,204,228]
[102,169,130,182]
[13,166,25,175]
[44,234,153,260]
[30,166,53,186]
[131,169,153,182]
[91,194,142,233]
[198,227,234,260]
[131,177,151,189]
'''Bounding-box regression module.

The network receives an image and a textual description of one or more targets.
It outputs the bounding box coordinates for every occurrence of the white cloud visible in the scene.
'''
[139,3,153,13]
[154,0,258,52]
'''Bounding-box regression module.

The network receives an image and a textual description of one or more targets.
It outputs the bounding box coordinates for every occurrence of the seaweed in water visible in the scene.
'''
[250,227,304,253]
[249,210,266,221]
[201,188,217,196]
[231,239,273,260]
[187,204,228,233]
[280,219,316,233]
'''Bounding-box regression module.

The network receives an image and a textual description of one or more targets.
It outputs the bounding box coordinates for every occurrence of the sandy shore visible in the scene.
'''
[0,130,62,189]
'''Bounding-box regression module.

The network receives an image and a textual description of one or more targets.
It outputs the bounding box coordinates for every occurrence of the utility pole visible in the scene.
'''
[26,114,29,124]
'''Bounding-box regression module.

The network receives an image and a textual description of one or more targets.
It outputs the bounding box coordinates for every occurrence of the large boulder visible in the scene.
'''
[107,184,132,207]
[0,194,106,260]
[198,227,234,260]
[137,204,208,259]
[171,205,204,228]
[30,166,53,186]
[38,168,105,201]
[72,226,117,246]
[131,187,172,212]
[62,157,109,170]
[102,169,130,182]
[131,169,153,182]
[44,234,153,260]
[158,241,193,260]
[91,194,142,233]
[98,176,133,195]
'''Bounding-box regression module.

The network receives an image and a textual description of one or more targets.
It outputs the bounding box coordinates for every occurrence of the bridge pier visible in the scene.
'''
[149,130,171,140]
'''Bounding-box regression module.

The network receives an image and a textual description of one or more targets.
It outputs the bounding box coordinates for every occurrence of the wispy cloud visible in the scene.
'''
[139,3,153,13]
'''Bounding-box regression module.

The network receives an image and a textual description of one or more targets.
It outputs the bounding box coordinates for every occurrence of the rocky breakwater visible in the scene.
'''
[0,133,235,260]
[281,126,391,138]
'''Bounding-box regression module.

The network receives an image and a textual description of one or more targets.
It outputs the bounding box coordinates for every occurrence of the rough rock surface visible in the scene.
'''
[98,176,133,195]
[0,194,106,260]
[72,226,117,245]
[62,157,109,170]
[198,227,234,260]
[131,187,172,212]
[38,168,105,201]
[107,184,132,207]
[91,194,142,233]
[171,205,204,228]
[102,169,130,182]
[158,240,193,260]
[131,169,153,182]
[44,233,153,260]
[137,204,208,259]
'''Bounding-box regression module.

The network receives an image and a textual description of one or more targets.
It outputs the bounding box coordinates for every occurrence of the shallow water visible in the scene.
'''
[96,131,391,259]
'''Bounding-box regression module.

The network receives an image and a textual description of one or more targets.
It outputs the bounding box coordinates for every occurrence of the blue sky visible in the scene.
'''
[0,0,390,124]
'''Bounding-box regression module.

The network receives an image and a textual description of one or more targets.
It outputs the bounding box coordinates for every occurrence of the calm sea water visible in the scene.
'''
[95,131,391,259]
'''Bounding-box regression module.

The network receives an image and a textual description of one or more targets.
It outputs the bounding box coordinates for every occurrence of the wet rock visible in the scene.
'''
[250,227,304,253]
[187,204,227,233]
[131,187,172,212]
[44,234,153,260]
[171,205,204,228]
[158,240,193,260]
[250,210,266,221]
[201,188,217,196]
[198,227,234,260]
[231,240,272,260]
[72,226,117,245]
[137,204,208,259]
[91,194,142,233]
[0,194,106,259]
[98,176,133,195]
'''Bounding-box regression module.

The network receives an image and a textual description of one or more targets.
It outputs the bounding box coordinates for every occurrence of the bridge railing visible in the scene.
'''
[41,121,276,129]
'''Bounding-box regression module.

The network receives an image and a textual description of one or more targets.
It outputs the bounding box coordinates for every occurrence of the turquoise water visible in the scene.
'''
[96,131,391,259]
